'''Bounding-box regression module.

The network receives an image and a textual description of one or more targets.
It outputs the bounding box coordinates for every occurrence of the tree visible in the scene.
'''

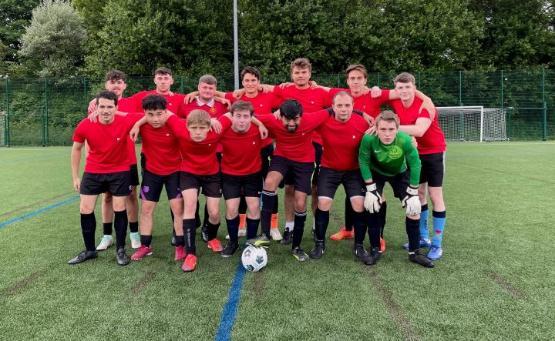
[19,0,87,78]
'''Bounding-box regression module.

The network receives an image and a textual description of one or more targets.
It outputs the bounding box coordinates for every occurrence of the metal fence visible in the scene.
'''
[0,69,553,146]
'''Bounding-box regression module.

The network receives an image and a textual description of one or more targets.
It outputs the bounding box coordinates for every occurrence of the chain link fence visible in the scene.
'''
[0,69,553,146]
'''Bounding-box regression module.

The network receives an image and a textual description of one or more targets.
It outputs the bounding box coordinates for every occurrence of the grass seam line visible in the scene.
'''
[214,263,246,341]
[0,195,79,230]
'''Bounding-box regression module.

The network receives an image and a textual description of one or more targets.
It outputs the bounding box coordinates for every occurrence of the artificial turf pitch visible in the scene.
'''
[1,143,554,340]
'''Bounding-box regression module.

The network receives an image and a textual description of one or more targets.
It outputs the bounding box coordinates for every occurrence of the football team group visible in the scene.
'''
[68,58,447,272]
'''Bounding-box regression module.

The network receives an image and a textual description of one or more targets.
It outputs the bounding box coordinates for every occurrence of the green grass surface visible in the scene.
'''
[1,143,554,340]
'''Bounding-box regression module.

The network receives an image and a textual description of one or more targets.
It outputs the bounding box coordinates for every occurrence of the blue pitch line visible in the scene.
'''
[0,195,79,230]
[215,263,247,341]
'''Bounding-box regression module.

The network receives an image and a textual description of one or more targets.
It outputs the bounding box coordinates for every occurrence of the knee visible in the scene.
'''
[350,198,364,212]
[79,205,94,214]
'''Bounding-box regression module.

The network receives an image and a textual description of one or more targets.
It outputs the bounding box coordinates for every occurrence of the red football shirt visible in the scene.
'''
[73,113,143,173]
[165,115,231,175]
[139,123,181,176]
[219,118,263,176]
[388,97,446,154]
[329,88,390,118]
[272,84,331,145]
[257,110,330,163]
[130,90,185,116]
[177,98,228,119]
[224,91,276,147]
[317,114,369,171]
[87,97,138,166]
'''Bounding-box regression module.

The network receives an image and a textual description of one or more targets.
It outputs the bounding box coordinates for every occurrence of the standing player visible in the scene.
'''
[358,110,434,268]
[219,101,265,256]
[256,100,332,261]
[387,72,447,260]
[130,67,185,115]
[69,91,143,266]
[308,92,372,264]
[88,70,141,251]
[128,95,185,262]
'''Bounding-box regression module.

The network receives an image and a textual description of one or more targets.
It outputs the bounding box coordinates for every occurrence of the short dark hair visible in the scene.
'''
[345,64,367,79]
[199,74,217,86]
[105,70,126,82]
[394,72,415,85]
[96,90,118,106]
[142,94,167,111]
[240,66,260,81]
[376,110,400,128]
[280,100,303,119]
[290,58,312,72]
[230,100,254,115]
[154,67,172,76]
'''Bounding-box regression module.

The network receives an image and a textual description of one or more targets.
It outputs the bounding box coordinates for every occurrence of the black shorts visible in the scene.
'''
[269,155,314,194]
[179,171,221,198]
[419,152,445,187]
[80,171,132,196]
[222,172,263,200]
[317,168,365,199]
[260,144,274,178]
[140,170,181,202]
[130,164,140,187]
[312,142,323,186]
[373,171,410,202]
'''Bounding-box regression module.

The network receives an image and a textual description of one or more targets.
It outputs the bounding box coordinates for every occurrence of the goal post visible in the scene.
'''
[437,106,508,142]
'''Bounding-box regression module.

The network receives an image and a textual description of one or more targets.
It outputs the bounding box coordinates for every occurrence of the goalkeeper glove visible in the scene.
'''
[402,186,421,216]
[364,182,382,213]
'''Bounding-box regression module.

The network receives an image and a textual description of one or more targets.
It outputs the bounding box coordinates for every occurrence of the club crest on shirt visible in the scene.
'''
[388,145,403,159]
[210,107,217,114]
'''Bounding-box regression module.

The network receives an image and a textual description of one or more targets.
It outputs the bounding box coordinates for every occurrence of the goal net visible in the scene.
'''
[437,106,508,142]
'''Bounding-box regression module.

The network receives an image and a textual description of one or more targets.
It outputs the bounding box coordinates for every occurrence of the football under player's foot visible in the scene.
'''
[409,249,435,268]
[68,250,97,265]
[181,254,197,272]
[427,246,443,261]
[129,232,141,249]
[131,245,153,261]
[207,238,223,252]
[96,235,113,251]
[246,234,271,248]
[292,246,309,262]
[174,245,186,261]
[280,228,292,245]
[354,244,375,265]
[270,227,282,241]
[116,248,130,266]
[402,238,431,251]
[330,226,354,241]
[309,241,325,259]
[221,241,239,258]
[379,237,386,253]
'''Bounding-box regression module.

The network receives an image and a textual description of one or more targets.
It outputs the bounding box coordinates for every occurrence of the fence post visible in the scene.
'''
[43,78,49,146]
[179,76,185,94]
[4,77,10,146]
[83,77,88,113]
[458,71,463,106]
[377,73,381,87]
[542,67,547,141]
[500,70,504,112]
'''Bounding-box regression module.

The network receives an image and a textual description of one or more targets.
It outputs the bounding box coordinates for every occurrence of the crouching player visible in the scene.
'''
[129,95,185,261]
[219,101,264,256]
[358,111,434,268]
[69,91,143,266]
[308,92,374,264]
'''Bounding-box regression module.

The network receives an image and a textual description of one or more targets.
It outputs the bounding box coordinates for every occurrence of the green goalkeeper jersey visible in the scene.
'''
[358,131,421,186]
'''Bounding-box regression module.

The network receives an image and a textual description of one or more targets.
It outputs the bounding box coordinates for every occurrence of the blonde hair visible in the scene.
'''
[376,110,400,128]
[187,109,211,127]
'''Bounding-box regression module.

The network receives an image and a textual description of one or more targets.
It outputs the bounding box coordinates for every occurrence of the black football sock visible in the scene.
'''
[406,217,420,252]
[314,208,329,242]
[246,218,260,239]
[140,235,152,247]
[114,210,128,249]
[81,213,96,252]
[129,221,138,233]
[292,210,307,248]
[226,216,240,244]
[183,219,197,254]
[102,222,113,235]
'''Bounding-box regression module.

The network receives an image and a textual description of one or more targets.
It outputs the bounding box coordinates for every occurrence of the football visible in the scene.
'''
[241,245,268,272]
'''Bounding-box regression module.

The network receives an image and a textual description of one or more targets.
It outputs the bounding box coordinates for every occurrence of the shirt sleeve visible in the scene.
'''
[218,115,233,133]
[72,120,87,143]
[304,109,332,131]
[358,134,374,183]
[165,114,188,139]
[402,134,422,186]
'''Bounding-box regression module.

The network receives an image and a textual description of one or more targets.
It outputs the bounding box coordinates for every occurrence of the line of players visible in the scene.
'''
[68,59,447,271]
